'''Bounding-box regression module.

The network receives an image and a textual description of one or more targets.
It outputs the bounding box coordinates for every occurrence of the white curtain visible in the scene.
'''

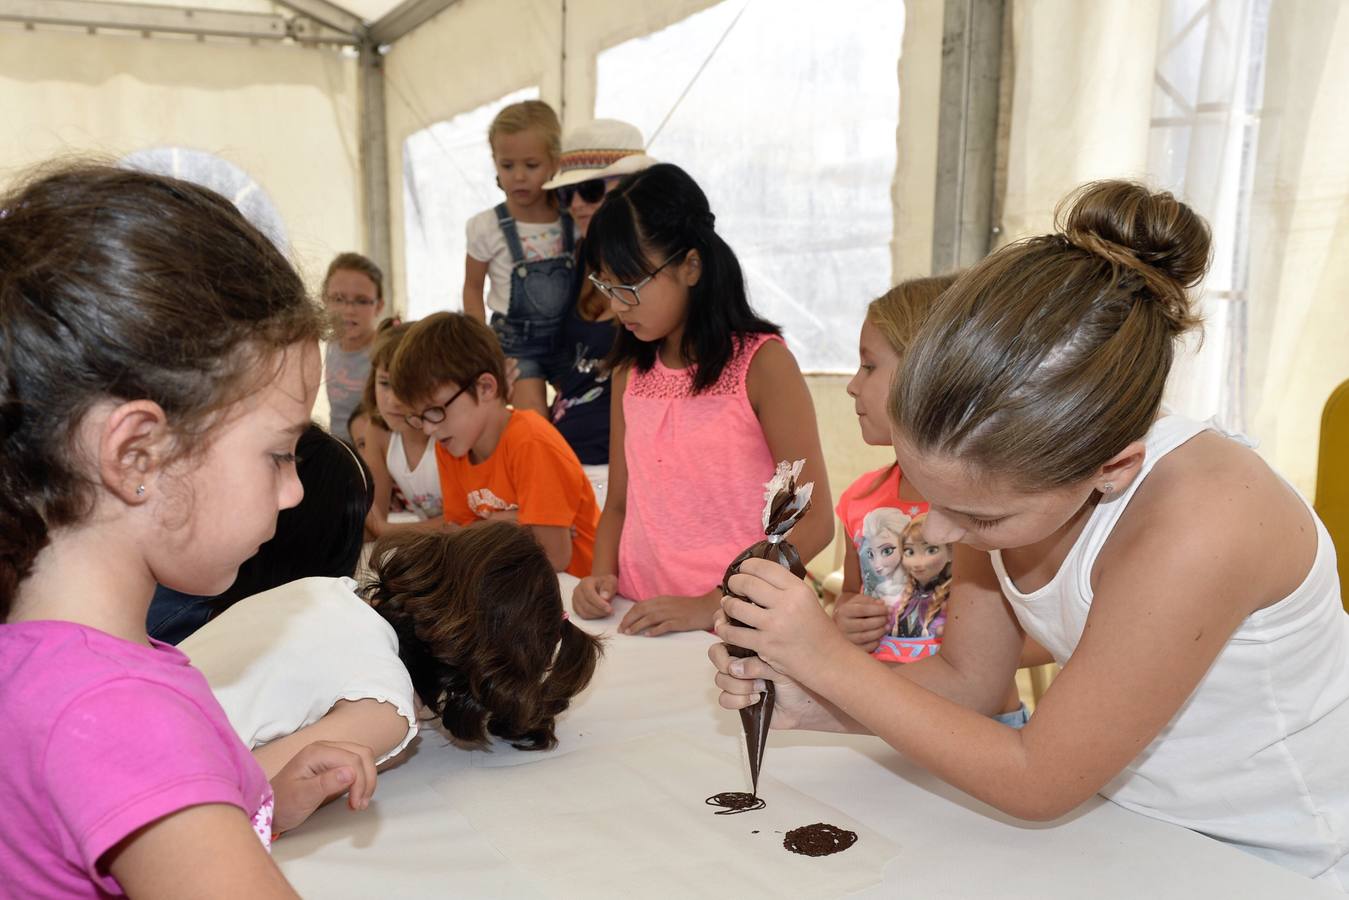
[1001,0,1349,493]
[1244,0,1349,494]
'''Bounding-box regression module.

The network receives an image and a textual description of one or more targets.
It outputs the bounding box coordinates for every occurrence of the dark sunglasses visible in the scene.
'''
[555,177,608,207]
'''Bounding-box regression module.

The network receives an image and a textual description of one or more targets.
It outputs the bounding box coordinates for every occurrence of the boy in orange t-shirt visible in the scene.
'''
[389,312,598,576]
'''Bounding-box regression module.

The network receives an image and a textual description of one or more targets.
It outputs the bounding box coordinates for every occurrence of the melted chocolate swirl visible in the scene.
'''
[704,792,766,815]
[782,823,858,857]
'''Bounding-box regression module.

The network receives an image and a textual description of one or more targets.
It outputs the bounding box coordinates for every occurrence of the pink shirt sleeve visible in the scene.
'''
[43,678,264,885]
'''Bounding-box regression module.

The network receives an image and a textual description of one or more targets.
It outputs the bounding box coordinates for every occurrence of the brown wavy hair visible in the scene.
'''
[0,162,326,619]
[893,180,1210,489]
[364,523,603,751]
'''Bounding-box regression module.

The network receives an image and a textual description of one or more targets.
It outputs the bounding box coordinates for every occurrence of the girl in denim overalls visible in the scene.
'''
[463,100,574,416]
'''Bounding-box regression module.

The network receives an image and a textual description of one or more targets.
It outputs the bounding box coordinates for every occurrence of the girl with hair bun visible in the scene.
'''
[712,180,1349,887]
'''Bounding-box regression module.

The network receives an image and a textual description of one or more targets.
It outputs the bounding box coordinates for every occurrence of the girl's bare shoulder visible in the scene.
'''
[1118,429,1315,607]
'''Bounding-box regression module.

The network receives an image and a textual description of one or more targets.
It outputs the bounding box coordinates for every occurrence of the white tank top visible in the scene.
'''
[386,431,442,520]
[991,416,1349,888]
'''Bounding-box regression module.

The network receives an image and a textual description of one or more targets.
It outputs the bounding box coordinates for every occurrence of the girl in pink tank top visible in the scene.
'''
[569,163,833,636]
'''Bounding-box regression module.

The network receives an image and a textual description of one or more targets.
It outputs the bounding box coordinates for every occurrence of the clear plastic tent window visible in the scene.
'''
[399,1,903,373]
[596,0,904,373]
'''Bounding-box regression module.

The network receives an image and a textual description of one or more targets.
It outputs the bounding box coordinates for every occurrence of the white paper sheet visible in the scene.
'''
[434,733,899,898]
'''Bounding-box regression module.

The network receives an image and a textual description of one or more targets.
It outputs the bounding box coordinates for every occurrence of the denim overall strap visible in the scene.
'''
[493,203,527,273]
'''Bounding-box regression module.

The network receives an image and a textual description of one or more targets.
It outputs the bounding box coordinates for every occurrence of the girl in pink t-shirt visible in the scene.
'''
[0,165,377,898]
[570,163,833,636]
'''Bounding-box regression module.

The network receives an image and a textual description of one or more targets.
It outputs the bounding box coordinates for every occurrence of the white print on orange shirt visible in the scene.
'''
[467,487,518,519]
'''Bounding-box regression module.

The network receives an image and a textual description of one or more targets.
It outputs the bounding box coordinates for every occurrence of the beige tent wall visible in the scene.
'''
[0,27,362,289]
[384,0,939,574]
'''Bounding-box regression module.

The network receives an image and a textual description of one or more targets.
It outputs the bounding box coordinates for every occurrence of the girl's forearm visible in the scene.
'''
[590,507,624,575]
[805,644,1061,820]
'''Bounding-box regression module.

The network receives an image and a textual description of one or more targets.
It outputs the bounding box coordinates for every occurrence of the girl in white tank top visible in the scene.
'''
[350,320,445,536]
[991,415,1349,882]
[710,181,1349,890]
[386,429,442,520]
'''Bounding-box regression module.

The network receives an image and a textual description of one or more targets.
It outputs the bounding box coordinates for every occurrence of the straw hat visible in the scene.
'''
[543,119,655,190]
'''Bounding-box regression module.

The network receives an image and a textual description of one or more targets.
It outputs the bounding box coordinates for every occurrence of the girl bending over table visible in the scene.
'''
[711,180,1349,888]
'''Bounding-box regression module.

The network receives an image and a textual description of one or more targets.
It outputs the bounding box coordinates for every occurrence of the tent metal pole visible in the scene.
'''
[0,0,356,44]
[359,40,393,282]
[931,0,1004,272]
[272,0,365,37]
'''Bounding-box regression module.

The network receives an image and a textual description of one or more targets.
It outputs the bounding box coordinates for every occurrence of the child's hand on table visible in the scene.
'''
[833,594,888,652]
[618,589,720,636]
[270,740,378,835]
[573,574,618,619]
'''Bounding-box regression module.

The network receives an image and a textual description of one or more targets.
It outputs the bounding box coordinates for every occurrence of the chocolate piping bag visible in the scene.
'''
[720,459,814,797]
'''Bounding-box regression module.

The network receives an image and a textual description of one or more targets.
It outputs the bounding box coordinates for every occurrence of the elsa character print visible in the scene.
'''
[859,507,913,603]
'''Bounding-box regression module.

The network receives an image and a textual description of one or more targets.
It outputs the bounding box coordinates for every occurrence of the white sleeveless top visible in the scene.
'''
[991,416,1349,888]
[387,431,442,520]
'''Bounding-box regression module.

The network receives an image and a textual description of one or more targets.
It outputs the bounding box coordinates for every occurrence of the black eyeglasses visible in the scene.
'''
[588,252,684,308]
[403,375,482,429]
[325,292,379,309]
[555,177,611,208]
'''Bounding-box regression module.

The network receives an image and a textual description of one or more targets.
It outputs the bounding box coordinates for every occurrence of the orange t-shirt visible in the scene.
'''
[435,409,598,577]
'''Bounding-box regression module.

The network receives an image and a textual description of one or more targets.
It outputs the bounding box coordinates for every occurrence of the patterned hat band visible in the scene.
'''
[557,148,642,174]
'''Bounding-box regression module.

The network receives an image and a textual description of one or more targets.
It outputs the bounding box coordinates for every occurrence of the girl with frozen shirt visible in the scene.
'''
[349,320,446,537]
[712,181,1349,887]
[831,277,1027,718]
[0,165,377,899]
[463,99,572,417]
[570,163,833,636]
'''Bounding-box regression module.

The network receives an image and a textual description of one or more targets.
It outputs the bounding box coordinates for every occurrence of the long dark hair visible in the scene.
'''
[584,163,779,393]
[365,524,603,751]
[0,163,325,619]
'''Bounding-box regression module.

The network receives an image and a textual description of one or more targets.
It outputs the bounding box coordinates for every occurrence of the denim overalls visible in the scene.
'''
[490,203,574,380]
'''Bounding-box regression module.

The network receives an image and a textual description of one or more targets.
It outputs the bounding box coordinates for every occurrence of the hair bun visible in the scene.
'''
[1057,180,1210,334]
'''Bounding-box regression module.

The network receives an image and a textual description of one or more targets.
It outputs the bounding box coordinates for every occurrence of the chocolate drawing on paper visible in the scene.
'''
[704,792,767,815]
[782,823,859,857]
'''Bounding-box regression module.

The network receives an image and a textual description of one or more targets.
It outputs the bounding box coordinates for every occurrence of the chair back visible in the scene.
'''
[1314,379,1349,613]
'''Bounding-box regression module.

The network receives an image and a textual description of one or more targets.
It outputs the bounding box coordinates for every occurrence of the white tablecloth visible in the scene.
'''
[275,575,1338,898]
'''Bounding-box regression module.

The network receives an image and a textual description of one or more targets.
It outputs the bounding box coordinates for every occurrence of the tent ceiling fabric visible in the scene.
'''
[44,0,420,31]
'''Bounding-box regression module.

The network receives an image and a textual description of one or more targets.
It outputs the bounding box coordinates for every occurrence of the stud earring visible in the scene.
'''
[136,484,146,497]
[1101,482,1114,494]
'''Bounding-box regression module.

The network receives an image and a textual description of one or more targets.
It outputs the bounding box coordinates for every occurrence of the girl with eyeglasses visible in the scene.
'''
[571,163,833,637]
[321,252,385,446]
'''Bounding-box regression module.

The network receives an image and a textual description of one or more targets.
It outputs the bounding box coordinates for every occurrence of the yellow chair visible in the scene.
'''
[1314,379,1349,613]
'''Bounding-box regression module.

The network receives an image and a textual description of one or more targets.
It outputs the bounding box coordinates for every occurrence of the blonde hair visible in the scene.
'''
[867,273,960,360]
[488,100,562,162]
[857,273,959,499]
[893,180,1210,490]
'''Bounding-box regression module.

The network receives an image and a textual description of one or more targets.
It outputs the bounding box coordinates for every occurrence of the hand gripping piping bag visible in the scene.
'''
[719,459,814,797]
